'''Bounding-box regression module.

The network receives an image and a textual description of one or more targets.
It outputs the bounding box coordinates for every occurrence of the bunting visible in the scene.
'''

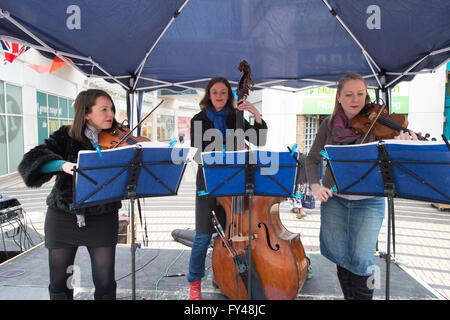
[27,56,73,74]
[1,40,30,64]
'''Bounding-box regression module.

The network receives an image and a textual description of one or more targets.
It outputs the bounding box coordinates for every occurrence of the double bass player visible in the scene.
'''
[188,77,267,300]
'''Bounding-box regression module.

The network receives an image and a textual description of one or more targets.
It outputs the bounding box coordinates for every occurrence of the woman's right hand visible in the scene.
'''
[61,161,77,175]
[310,183,333,202]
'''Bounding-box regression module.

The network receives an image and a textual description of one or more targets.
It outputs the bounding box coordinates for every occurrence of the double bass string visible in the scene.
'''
[212,210,236,257]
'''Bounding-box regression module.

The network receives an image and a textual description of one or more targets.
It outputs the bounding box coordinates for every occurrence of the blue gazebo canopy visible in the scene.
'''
[0,0,449,93]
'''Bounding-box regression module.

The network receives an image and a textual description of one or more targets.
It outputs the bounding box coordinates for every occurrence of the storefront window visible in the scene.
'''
[141,112,153,140]
[0,83,4,113]
[305,116,318,154]
[36,91,74,144]
[0,81,24,175]
[157,114,174,142]
[0,115,6,175]
[6,84,22,115]
[177,116,191,142]
[59,97,68,118]
[7,115,24,173]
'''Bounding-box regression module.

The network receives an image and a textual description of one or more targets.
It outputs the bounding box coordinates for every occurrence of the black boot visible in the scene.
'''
[94,281,116,300]
[95,290,116,300]
[351,273,374,300]
[48,285,74,300]
[336,265,353,300]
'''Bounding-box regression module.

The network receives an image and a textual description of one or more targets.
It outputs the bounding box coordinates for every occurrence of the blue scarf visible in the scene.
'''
[205,103,229,141]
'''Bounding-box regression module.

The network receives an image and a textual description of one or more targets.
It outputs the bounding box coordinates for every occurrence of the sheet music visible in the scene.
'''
[325,139,446,149]
[77,142,198,162]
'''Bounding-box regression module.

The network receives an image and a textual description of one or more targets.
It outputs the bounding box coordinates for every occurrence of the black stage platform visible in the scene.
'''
[0,243,439,300]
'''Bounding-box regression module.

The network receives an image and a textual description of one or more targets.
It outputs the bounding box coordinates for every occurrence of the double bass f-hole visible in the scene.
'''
[257,222,280,251]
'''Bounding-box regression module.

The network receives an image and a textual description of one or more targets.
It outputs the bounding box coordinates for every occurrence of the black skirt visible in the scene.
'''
[44,206,118,248]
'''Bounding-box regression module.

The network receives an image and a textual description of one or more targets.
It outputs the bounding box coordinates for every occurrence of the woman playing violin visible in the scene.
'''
[306,73,417,300]
[18,89,121,300]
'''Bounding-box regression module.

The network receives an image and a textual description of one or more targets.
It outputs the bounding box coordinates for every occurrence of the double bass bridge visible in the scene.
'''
[229,234,258,243]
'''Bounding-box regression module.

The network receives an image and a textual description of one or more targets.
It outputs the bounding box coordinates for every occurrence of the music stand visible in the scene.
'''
[324,140,450,300]
[72,143,194,300]
[200,149,301,299]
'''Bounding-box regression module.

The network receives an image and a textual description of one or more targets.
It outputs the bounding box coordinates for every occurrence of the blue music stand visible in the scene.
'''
[201,150,300,198]
[73,145,190,208]
[72,143,192,300]
[200,149,303,299]
[324,140,450,300]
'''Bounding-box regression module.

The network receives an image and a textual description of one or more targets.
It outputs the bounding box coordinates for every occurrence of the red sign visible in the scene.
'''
[178,116,191,139]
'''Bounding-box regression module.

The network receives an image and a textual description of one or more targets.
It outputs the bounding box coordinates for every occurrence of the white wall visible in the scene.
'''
[407,64,446,140]
[0,49,84,153]
[2,47,447,175]
[260,65,448,150]
[261,88,300,151]
[0,48,202,157]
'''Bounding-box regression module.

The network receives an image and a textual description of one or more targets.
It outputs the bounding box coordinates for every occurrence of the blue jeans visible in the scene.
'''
[187,233,212,282]
[320,196,385,276]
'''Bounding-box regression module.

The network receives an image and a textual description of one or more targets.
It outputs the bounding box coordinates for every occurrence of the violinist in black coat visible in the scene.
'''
[18,89,121,300]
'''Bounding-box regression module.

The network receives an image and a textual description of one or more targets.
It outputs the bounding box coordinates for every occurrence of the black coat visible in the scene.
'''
[190,110,268,234]
[296,153,307,185]
[190,110,268,190]
[18,126,122,215]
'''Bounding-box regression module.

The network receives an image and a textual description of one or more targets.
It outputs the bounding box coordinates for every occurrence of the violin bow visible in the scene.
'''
[113,99,164,148]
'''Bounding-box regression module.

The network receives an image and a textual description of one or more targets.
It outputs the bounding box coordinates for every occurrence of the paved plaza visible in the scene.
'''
[0,164,449,300]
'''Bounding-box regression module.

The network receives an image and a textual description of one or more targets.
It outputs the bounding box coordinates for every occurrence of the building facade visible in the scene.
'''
[261,63,448,154]
[1,47,448,177]
[0,48,199,177]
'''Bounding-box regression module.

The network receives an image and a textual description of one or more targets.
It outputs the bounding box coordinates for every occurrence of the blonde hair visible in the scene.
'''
[327,73,371,129]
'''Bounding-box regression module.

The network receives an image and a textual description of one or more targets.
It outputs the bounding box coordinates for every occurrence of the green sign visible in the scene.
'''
[303,98,335,115]
[48,95,59,117]
[301,85,409,115]
[37,91,47,116]
[37,117,48,144]
[390,96,409,113]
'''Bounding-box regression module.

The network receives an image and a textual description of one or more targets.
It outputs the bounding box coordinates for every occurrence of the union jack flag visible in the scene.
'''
[1,40,30,65]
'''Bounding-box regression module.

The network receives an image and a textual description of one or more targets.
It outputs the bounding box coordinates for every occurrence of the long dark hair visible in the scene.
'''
[199,77,236,113]
[69,89,117,142]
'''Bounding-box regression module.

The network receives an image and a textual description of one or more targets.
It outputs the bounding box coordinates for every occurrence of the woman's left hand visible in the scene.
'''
[62,161,77,175]
[237,99,262,124]
[394,130,418,141]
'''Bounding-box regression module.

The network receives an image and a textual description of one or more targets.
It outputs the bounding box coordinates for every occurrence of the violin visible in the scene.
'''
[97,100,163,149]
[351,102,432,142]
[98,122,150,149]
[211,61,309,300]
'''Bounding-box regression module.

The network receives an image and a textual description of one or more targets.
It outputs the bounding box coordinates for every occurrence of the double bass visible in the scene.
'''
[211,61,309,300]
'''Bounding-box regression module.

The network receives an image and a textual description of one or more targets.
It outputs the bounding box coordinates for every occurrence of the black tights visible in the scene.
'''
[48,246,116,300]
